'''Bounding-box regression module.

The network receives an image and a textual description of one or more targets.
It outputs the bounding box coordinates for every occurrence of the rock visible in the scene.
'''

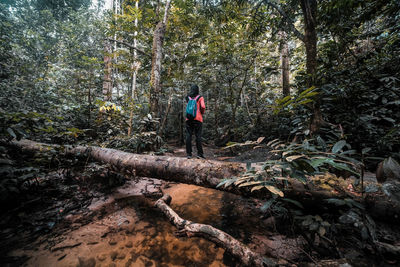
[110,251,118,261]
[108,238,118,246]
[97,254,107,261]
[125,241,133,248]
[376,157,400,183]
[382,181,400,202]
[339,210,362,225]
[117,253,126,260]
[77,257,96,267]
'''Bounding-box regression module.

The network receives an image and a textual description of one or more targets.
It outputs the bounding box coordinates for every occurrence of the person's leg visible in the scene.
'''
[194,121,204,158]
[186,121,194,157]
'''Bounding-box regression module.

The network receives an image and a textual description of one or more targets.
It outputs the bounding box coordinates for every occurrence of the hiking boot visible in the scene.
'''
[197,155,206,159]
[187,155,192,159]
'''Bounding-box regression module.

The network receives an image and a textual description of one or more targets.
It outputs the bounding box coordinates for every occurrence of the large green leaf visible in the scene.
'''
[332,140,347,153]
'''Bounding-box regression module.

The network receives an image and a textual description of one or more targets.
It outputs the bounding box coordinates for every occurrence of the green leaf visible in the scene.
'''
[361,147,371,155]
[282,198,304,209]
[261,198,275,212]
[7,128,16,139]
[332,140,347,153]
[325,198,346,206]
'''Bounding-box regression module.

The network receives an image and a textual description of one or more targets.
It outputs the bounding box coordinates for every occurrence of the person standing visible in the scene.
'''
[185,84,205,159]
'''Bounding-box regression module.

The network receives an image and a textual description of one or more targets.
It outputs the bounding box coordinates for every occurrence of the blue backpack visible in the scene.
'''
[186,95,200,120]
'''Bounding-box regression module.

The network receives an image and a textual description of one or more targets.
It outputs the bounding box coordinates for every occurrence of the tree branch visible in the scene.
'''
[105,38,151,58]
[155,194,278,267]
[262,0,305,42]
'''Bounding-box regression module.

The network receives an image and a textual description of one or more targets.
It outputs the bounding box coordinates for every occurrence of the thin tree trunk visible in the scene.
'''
[178,97,184,146]
[150,0,171,116]
[279,31,290,96]
[102,41,113,101]
[128,0,140,136]
[158,92,172,136]
[88,76,91,127]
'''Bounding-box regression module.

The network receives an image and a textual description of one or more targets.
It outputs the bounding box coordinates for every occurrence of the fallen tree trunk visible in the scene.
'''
[9,139,400,221]
[155,194,277,267]
[11,139,244,189]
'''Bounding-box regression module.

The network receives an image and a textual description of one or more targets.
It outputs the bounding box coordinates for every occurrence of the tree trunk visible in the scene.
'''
[300,0,324,133]
[12,139,243,189]
[128,0,140,136]
[158,92,172,136]
[150,0,171,116]
[300,0,317,86]
[279,31,290,97]
[102,40,113,101]
[9,139,400,222]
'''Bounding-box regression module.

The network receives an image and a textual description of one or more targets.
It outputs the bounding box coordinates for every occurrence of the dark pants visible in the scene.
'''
[186,120,203,156]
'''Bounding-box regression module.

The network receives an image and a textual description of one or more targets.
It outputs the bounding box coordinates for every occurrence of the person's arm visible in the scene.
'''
[199,97,205,114]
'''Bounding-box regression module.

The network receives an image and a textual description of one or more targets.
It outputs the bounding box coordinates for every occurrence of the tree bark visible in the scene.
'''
[279,31,290,96]
[155,194,277,267]
[12,139,244,189]
[9,139,400,222]
[102,40,113,101]
[300,0,324,133]
[300,0,317,86]
[150,0,171,116]
[128,0,140,137]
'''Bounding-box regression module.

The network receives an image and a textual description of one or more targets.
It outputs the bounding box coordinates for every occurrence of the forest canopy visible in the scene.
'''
[1,0,399,160]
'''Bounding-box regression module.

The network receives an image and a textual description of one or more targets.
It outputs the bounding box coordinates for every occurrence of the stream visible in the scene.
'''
[8,177,303,266]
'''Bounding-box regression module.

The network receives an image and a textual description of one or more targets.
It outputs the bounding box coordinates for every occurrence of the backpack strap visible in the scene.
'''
[188,95,201,102]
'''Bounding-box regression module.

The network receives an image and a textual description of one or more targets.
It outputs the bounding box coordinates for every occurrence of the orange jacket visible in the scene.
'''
[187,95,206,122]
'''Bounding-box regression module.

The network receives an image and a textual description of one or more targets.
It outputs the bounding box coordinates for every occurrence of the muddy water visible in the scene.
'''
[11,182,269,267]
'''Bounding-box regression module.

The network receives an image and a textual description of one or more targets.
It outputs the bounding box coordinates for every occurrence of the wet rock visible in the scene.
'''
[117,252,126,260]
[77,257,96,267]
[108,238,118,245]
[339,210,362,225]
[382,181,400,202]
[110,250,118,260]
[125,259,133,267]
[97,254,107,261]
[136,255,155,266]
[262,216,276,229]
[125,241,133,248]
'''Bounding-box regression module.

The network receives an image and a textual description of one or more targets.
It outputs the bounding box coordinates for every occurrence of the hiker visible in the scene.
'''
[185,84,206,159]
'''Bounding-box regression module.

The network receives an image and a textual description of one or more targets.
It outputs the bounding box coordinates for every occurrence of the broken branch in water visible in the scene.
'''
[154,194,278,267]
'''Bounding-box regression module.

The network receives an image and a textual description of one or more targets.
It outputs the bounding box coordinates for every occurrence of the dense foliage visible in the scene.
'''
[1,0,399,161]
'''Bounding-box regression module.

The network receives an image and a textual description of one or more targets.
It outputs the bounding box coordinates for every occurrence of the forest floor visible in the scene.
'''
[0,142,398,266]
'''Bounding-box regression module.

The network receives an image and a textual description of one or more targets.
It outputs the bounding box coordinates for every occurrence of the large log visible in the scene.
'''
[9,139,400,221]
[11,139,244,189]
